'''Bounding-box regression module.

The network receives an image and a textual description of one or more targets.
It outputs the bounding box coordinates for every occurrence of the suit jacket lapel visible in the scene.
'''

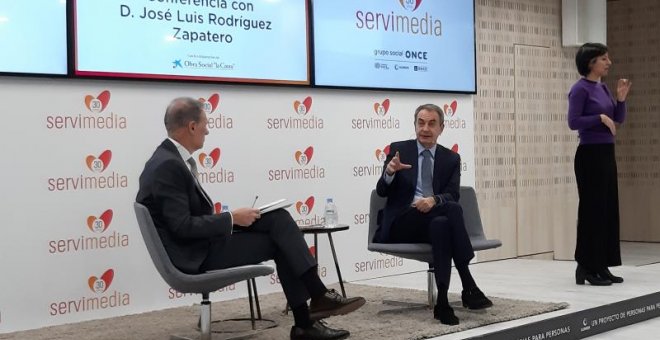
[161,139,213,209]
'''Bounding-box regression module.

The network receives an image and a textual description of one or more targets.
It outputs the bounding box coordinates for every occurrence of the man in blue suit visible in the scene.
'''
[137,97,364,340]
[375,104,492,325]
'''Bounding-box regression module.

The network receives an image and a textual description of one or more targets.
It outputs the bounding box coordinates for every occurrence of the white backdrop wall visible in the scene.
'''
[0,77,474,333]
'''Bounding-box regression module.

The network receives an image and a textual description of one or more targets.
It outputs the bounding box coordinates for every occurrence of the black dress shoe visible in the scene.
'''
[290,321,350,340]
[309,289,366,320]
[576,264,611,286]
[599,268,624,283]
[433,305,459,325]
[461,287,493,310]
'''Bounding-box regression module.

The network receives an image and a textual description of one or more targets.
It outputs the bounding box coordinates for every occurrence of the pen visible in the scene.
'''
[251,195,259,208]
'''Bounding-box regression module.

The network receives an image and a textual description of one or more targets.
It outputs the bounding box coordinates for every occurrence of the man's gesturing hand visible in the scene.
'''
[386,151,412,175]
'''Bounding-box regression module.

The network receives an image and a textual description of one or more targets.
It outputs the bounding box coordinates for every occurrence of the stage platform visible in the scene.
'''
[357,256,660,340]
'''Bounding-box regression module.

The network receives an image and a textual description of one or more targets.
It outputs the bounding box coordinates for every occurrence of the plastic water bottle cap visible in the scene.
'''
[326,198,333,203]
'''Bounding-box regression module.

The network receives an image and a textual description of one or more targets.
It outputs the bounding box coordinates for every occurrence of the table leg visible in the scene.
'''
[327,233,346,297]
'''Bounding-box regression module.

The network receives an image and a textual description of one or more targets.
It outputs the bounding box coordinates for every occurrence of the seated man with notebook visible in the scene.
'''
[136,97,365,340]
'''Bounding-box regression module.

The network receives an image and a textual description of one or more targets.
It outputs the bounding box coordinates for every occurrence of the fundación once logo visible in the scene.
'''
[49,269,130,316]
[268,146,326,181]
[353,145,390,178]
[443,100,467,129]
[48,209,130,254]
[196,147,235,184]
[352,99,400,130]
[47,150,128,191]
[199,93,233,129]
[46,90,128,129]
[266,96,324,130]
[399,0,423,11]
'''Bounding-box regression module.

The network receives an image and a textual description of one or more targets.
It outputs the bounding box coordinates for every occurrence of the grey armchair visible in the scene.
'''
[134,202,275,340]
[367,186,501,308]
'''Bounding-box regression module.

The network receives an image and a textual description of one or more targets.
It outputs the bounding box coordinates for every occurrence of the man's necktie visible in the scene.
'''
[187,157,212,206]
[421,149,434,197]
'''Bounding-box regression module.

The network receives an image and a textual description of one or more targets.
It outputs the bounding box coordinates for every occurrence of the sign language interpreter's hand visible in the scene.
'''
[385,151,412,176]
[616,78,632,102]
[231,208,261,227]
[600,114,616,136]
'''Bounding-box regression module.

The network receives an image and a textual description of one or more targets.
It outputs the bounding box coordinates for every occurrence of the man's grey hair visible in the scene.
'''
[164,97,204,135]
[414,104,444,125]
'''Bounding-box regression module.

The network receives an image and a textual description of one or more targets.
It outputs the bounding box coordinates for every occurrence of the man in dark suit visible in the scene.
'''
[137,97,364,340]
[375,104,492,325]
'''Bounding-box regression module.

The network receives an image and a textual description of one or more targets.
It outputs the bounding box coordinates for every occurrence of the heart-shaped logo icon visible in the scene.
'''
[443,100,458,117]
[293,96,313,115]
[86,150,112,173]
[295,146,314,166]
[84,90,111,113]
[199,93,220,114]
[375,145,391,162]
[399,0,422,11]
[88,269,114,294]
[199,148,221,169]
[374,99,390,116]
[308,246,316,256]
[86,209,113,233]
[295,196,315,216]
[214,202,222,214]
[451,144,459,153]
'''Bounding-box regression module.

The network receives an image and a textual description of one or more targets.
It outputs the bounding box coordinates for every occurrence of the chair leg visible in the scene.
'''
[251,278,263,319]
[427,269,436,308]
[200,293,211,340]
[247,280,256,330]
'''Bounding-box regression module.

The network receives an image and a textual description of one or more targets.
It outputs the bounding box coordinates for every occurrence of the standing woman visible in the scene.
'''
[568,43,632,286]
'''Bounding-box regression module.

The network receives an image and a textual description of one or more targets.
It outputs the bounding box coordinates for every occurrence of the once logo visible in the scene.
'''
[199,148,221,169]
[86,150,112,173]
[84,90,111,113]
[88,269,114,294]
[399,0,423,11]
[293,96,313,115]
[295,196,315,216]
[374,99,390,116]
[295,146,314,166]
[87,209,113,233]
[199,93,220,114]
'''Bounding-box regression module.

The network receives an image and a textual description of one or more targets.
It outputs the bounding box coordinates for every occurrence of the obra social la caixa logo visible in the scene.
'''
[47,150,128,192]
[49,269,130,316]
[352,145,390,178]
[443,100,467,129]
[196,147,235,184]
[268,146,326,181]
[46,90,128,130]
[198,93,233,129]
[48,209,129,254]
[266,96,324,130]
[352,99,400,130]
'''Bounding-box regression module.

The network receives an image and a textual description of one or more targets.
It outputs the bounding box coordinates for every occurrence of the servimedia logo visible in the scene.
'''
[196,147,235,184]
[399,0,423,11]
[199,93,233,129]
[294,96,313,115]
[49,269,130,316]
[84,90,111,113]
[48,209,129,254]
[86,150,112,173]
[443,100,467,129]
[47,150,128,191]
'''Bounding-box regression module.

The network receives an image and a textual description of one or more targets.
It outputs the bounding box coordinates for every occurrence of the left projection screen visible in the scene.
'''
[73,0,310,85]
[0,0,68,75]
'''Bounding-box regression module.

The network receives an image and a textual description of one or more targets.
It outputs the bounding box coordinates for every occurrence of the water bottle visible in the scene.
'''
[324,198,338,227]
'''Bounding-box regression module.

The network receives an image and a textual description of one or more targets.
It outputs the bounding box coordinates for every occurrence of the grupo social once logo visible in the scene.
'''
[293,96,313,115]
[199,93,220,114]
[86,150,112,173]
[89,269,114,294]
[295,146,314,166]
[85,90,111,113]
[399,0,422,11]
[199,148,221,169]
[374,99,390,116]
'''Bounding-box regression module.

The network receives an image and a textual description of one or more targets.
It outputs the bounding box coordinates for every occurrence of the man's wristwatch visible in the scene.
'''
[433,195,441,205]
